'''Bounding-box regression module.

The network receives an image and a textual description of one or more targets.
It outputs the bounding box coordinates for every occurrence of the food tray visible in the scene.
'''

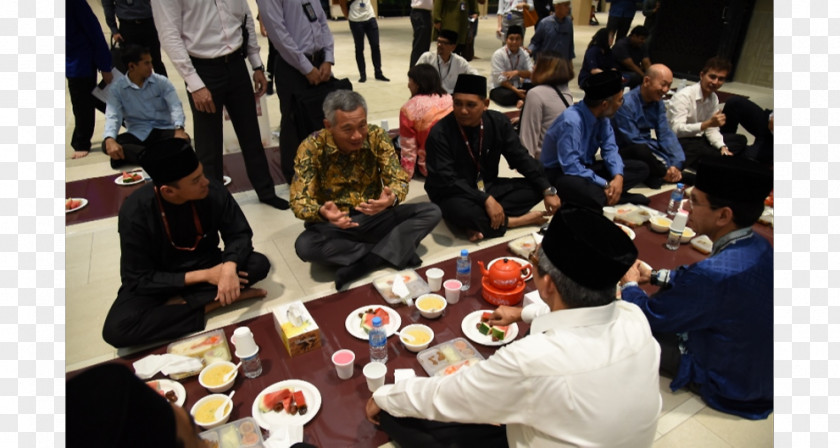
[417,337,485,377]
[372,269,430,305]
[166,329,232,380]
[200,417,264,447]
[614,208,652,227]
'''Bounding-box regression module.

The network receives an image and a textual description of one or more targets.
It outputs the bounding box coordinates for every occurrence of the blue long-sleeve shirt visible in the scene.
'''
[67,0,112,78]
[528,15,574,61]
[541,101,624,188]
[612,86,685,169]
[621,228,773,420]
[104,73,186,141]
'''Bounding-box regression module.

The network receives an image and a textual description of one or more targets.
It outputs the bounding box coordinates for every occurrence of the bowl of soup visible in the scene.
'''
[199,361,238,393]
[416,293,447,319]
[399,324,435,352]
[649,216,672,233]
[190,394,232,429]
[680,227,696,243]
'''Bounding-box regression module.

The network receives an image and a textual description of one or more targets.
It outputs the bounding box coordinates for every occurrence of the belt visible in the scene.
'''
[190,47,244,66]
[303,49,326,66]
[118,17,154,25]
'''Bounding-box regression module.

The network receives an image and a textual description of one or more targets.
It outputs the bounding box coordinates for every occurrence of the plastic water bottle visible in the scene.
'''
[241,352,263,379]
[665,210,689,251]
[666,183,685,219]
[369,316,388,364]
[456,249,471,291]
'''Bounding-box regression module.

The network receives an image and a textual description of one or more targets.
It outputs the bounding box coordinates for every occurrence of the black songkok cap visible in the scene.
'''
[695,156,773,203]
[506,25,524,38]
[140,138,199,186]
[438,29,459,45]
[67,363,177,448]
[582,71,623,101]
[541,207,638,290]
[453,74,487,98]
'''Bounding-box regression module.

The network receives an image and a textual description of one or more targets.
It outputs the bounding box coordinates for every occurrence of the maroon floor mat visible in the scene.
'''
[66,147,286,226]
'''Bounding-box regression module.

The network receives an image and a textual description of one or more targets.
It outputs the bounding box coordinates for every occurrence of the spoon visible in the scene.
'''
[399,331,416,344]
[222,362,242,383]
[214,390,236,421]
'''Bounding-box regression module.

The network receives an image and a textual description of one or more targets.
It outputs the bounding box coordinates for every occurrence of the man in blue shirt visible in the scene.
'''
[612,64,685,189]
[612,26,651,88]
[542,71,649,210]
[103,45,188,169]
[529,0,574,62]
[619,157,773,420]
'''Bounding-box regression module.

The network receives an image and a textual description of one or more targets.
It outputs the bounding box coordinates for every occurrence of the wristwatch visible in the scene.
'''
[252,65,265,72]
[543,186,557,197]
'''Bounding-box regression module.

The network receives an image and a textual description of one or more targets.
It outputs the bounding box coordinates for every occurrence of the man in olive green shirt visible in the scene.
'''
[291,90,442,289]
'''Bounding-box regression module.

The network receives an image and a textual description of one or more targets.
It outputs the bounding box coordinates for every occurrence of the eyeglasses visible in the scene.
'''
[528,250,539,266]
[155,187,205,251]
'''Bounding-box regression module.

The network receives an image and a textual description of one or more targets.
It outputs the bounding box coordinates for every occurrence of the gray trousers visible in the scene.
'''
[295,203,441,268]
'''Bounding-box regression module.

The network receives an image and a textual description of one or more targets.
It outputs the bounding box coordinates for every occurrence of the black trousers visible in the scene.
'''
[275,55,316,183]
[545,159,650,211]
[607,15,633,40]
[117,17,167,77]
[187,56,278,200]
[67,76,106,152]
[378,412,508,448]
[435,178,543,239]
[619,143,667,185]
[102,251,270,348]
[101,128,177,167]
[489,87,520,107]
[678,133,747,169]
[350,18,383,77]
[410,9,433,68]
[721,96,773,164]
[295,203,441,268]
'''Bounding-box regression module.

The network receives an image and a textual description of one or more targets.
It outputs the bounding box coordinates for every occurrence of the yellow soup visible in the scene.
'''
[402,328,431,345]
[195,398,227,424]
[417,296,444,311]
[203,364,234,386]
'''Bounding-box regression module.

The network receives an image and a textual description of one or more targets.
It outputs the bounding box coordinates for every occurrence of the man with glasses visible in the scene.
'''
[619,157,773,419]
[416,29,479,94]
[102,139,270,348]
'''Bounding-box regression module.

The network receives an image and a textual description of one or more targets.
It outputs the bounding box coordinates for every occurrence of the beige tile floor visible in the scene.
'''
[67,2,774,445]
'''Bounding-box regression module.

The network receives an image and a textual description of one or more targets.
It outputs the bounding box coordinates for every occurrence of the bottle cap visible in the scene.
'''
[372,316,382,327]
[460,249,468,256]
[670,210,689,232]
[676,182,684,190]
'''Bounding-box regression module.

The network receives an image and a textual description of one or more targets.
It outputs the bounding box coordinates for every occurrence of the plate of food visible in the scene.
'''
[114,170,146,186]
[615,223,636,240]
[223,175,231,186]
[461,310,519,347]
[146,378,186,407]
[65,197,88,214]
[344,305,402,340]
[251,379,321,430]
[487,257,533,281]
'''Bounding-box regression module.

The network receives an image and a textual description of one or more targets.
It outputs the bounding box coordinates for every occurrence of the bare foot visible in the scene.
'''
[508,210,548,229]
[204,287,268,313]
[466,229,484,242]
[72,151,90,159]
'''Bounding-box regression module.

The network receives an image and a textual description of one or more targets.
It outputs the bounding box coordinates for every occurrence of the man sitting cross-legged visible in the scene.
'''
[102,139,270,348]
[424,74,560,242]
[290,90,442,290]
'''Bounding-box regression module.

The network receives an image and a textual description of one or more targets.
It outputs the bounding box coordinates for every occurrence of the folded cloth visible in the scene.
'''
[264,424,304,448]
[133,354,204,379]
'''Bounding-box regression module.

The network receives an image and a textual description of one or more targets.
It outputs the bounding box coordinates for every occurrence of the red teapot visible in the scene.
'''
[477,258,532,291]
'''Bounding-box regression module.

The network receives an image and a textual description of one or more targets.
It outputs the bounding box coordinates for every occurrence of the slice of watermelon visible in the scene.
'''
[293,390,307,415]
[491,325,508,341]
[258,388,292,413]
[360,308,390,334]
[480,312,493,322]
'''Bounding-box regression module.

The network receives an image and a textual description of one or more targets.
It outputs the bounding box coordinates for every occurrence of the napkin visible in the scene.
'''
[133,354,204,379]
[264,424,303,448]
[394,368,416,384]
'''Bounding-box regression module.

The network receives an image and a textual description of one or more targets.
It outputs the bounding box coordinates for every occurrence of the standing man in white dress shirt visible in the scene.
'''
[415,29,479,94]
[151,0,288,210]
[365,207,662,447]
[257,0,336,185]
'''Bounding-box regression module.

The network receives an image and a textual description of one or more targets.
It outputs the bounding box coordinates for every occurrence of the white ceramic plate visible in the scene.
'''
[487,257,533,282]
[147,379,186,407]
[344,305,402,340]
[615,223,636,240]
[223,175,231,186]
[251,379,322,429]
[114,171,147,186]
[65,198,89,214]
[460,310,519,347]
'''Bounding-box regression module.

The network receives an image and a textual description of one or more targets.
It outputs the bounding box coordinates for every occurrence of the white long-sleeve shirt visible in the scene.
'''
[374,301,662,447]
[416,51,480,94]
[490,46,534,89]
[151,0,263,93]
[666,82,725,149]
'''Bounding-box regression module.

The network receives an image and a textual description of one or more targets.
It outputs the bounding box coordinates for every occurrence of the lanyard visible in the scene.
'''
[457,118,484,174]
[154,186,205,251]
[506,48,520,72]
[437,56,452,83]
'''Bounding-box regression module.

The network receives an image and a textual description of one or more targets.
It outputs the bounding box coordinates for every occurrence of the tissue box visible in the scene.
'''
[273,301,321,357]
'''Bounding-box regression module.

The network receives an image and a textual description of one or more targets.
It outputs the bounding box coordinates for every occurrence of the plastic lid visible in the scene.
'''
[460,249,468,256]
[670,210,689,231]
[676,182,684,189]
[372,316,382,327]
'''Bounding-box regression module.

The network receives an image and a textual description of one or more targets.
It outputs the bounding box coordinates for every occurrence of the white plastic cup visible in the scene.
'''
[231,327,259,358]
[332,349,355,380]
[443,279,462,304]
[425,268,444,291]
[363,361,387,392]
[602,206,616,222]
